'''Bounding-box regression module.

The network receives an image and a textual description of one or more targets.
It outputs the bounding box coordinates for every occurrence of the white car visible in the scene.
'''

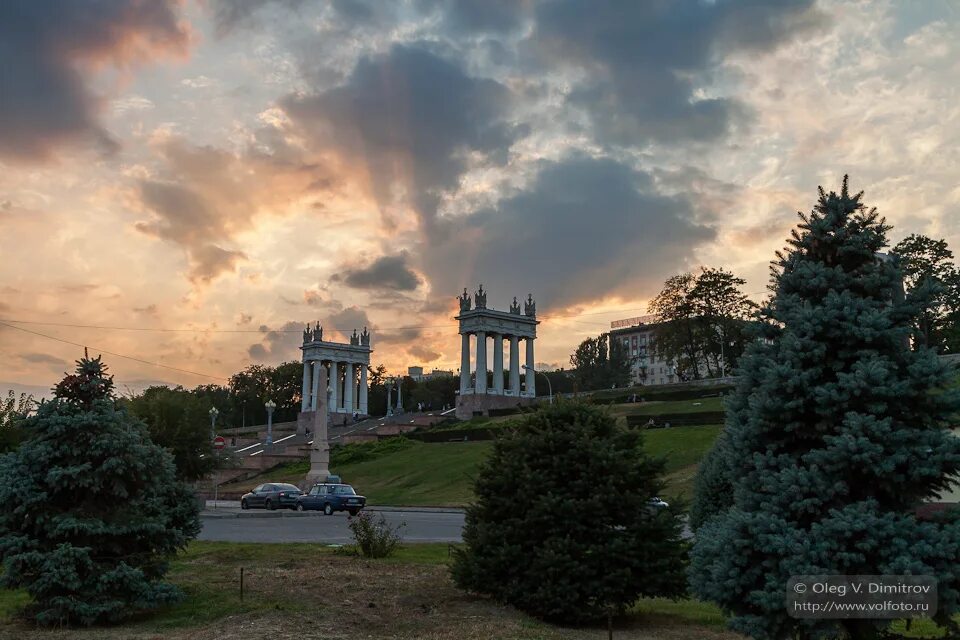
[647,497,669,509]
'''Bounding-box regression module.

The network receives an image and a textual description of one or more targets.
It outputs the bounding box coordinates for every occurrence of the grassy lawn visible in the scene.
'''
[0,541,745,640]
[4,542,952,639]
[644,424,723,501]
[611,396,726,416]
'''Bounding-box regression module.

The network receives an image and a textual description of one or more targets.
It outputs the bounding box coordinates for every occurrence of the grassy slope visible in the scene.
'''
[609,396,725,416]
[333,441,493,506]
[221,421,721,507]
[643,424,723,500]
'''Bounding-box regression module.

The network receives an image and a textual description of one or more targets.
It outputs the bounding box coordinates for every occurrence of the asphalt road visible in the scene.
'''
[199,510,465,544]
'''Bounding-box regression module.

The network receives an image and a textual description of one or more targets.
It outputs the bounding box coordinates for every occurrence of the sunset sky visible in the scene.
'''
[2,0,959,396]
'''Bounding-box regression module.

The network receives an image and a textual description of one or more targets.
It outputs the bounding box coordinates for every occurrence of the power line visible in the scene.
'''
[0,320,227,382]
[0,307,654,335]
[0,318,457,334]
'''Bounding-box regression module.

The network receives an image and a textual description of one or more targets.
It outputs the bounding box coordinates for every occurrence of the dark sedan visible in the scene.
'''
[296,483,366,515]
[240,483,304,511]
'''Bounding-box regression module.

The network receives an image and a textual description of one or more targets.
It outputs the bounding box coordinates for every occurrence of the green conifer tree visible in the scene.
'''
[451,402,687,624]
[0,356,200,626]
[688,178,960,639]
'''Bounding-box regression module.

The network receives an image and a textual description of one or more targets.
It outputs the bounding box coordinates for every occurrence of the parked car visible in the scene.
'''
[647,497,670,509]
[296,483,366,515]
[240,483,304,511]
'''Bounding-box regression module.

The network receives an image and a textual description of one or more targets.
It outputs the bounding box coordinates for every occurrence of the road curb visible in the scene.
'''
[200,507,465,519]
[203,501,466,516]
[200,511,325,519]
[366,506,465,514]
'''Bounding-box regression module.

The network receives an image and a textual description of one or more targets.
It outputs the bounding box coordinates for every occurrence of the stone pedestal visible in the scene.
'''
[304,367,331,487]
[456,392,538,420]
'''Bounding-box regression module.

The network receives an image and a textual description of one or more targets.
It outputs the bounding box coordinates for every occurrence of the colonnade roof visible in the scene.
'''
[300,340,372,364]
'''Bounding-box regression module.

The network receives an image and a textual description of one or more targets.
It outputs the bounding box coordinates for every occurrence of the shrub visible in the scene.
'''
[0,356,200,626]
[347,511,404,558]
[451,401,687,625]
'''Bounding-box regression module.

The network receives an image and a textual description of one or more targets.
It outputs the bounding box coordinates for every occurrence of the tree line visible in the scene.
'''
[568,233,960,392]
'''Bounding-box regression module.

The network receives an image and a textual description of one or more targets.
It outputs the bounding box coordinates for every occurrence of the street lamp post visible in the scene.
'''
[208,406,219,511]
[265,400,276,450]
[524,365,553,404]
[208,406,219,442]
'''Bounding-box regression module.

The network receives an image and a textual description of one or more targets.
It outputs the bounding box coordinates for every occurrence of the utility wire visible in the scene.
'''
[0,318,457,334]
[0,320,228,382]
[0,307,654,334]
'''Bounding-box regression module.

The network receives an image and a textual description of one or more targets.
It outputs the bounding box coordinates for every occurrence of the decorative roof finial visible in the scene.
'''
[524,294,536,317]
[458,287,472,312]
[475,284,487,309]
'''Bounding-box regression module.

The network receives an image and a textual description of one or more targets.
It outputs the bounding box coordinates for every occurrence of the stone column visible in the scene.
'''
[343,362,354,414]
[509,336,520,396]
[460,332,471,394]
[492,334,504,395]
[310,361,322,410]
[525,338,536,397]
[359,365,368,414]
[475,331,487,394]
[397,378,403,412]
[353,366,360,409]
[329,361,339,413]
[301,362,311,411]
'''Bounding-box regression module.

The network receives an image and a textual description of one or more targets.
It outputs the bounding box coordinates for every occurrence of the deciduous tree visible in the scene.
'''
[123,385,216,481]
[892,233,960,353]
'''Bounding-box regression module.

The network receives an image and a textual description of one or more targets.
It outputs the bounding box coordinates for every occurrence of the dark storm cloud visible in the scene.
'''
[137,181,218,246]
[378,327,423,346]
[424,155,715,309]
[281,44,524,231]
[133,136,323,284]
[135,180,246,283]
[408,345,441,362]
[333,253,421,292]
[530,0,823,145]
[326,307,373,336]
[19,353,67,366]
[190,245,248,284]
[247,321,303,362]
[0,0,190,161]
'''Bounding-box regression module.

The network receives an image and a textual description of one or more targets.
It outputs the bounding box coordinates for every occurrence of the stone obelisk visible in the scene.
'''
[305,364,331,486]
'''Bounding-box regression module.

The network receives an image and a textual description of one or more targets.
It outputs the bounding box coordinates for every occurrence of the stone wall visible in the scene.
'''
[456,393,537,420]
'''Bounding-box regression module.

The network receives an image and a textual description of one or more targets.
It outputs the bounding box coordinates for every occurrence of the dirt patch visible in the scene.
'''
[1,551,743,640]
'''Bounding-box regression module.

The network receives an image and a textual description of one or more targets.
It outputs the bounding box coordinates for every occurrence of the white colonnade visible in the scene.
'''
[300,325,372,416]
[457,287,538,399]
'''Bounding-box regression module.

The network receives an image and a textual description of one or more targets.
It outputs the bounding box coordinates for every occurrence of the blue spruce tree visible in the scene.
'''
[0,356,200,626]
[689,178,960,639]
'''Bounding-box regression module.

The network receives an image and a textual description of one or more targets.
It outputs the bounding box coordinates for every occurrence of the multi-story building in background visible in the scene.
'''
[608,316,680,386]
[407,366,455,382]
